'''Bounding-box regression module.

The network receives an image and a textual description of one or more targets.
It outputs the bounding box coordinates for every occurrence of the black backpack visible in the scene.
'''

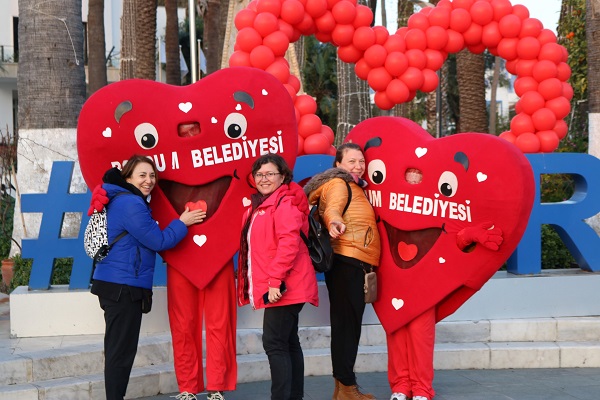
[301,181,352,273]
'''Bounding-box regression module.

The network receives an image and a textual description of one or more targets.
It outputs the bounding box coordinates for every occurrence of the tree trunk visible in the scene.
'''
[204,0,229,75]
[165,0,181,84]
[489,56,501,134]
[120,0,136,79]
[456,49,487,133]
[135,0,157,80]
[87,0,107,95]
[393,0,415,118]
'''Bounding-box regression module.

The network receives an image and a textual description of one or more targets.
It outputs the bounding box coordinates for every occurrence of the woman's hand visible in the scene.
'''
[268,286,282,303]
[179,207,206,226]
[329,221,346,239]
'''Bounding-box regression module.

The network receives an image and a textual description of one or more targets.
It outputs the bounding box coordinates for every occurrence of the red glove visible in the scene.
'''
[456,221,503,251]
[87,185,109,216]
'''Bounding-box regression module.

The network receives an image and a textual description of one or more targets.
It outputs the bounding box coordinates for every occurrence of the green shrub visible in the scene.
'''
[10,255,73,290]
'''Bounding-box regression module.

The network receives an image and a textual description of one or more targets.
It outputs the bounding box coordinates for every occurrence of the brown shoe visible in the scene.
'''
[337,381,376,400]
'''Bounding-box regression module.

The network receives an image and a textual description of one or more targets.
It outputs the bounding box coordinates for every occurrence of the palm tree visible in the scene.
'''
[587,0,600,158]
[164,0,181,84]
[456,49,487,132]
[87,0,108,94]
[135,0,158,80]
[203,0,229,75]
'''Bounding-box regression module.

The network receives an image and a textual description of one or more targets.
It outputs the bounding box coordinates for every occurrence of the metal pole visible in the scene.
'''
[436,70,442,138]
[189,0,197,83]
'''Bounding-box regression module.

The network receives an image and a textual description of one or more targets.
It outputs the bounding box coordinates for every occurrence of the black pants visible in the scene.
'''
[263,303,305,400]
[325,259,366,387]
[99,286,143,400]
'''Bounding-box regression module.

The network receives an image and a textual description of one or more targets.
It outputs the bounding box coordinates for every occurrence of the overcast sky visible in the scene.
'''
[375,0,562,34]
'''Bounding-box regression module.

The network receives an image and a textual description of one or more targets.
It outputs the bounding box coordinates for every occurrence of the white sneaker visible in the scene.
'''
[412,396,429,400]
[390,393,408,400]
[171,392,197,400]
[207,392,225,400]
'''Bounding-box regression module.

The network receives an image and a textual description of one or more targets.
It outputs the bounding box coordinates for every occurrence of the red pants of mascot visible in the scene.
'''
[167,261,237,394]
[387,307,436,399]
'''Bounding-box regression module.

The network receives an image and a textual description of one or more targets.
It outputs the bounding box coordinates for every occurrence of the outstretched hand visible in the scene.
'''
[456,221,503,251]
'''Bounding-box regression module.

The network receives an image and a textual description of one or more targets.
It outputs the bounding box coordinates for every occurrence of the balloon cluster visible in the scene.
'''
[229,0,572,154]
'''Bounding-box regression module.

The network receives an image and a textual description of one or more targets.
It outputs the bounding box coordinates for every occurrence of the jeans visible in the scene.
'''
[262,303,305,400]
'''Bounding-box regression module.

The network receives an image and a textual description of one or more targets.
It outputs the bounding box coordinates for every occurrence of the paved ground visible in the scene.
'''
[138,368,600,400]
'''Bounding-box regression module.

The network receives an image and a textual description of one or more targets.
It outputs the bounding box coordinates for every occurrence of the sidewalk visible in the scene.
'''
[138,368,600,400]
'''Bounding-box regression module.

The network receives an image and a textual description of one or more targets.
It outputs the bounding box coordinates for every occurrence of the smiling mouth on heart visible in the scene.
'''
[158,176,232,220]
[382,221,443,269]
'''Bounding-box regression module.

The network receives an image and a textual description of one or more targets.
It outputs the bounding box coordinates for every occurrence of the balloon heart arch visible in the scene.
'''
[229,0,573,154]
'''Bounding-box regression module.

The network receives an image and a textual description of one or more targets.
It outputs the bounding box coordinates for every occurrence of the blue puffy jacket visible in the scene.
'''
[92,183,187,289]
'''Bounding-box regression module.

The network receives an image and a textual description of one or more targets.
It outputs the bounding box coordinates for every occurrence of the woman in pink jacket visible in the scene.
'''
[238,153,319,400]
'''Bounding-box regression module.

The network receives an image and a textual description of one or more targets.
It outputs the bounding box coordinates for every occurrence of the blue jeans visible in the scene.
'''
[262,303,305,400]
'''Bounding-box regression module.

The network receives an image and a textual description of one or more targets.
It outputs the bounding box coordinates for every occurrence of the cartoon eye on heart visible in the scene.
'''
[231,0,572,154]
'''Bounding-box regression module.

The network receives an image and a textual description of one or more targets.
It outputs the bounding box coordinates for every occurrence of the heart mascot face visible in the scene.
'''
[77,67,298,289]
[345,117,534,334]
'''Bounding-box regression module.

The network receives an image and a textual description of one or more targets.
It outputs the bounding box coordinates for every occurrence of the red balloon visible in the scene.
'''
[536,130,559,153]
[314,31,333,43]
[408,13,430,31]
[288,74,301,93]
[426,26,449,50]
[482,21,502,49]
[280,0,305,25]
[229,50,252,67]
[263,31,290,57]
[354,5,374,28]
[463,23,483,46]
[373,26,390,45]
[338,44,363,63]
[562,82,574,100]
[354,58,371,80]
[510,113,535,135]
[554,119,568,140]
[401,67,425,91]
[499,130,517,144]
[537,29,557,46]
[298,114,322,138]
[364,44,387,68]
[265,59,291,83]
[331,24,355,47]
[519,91,545,115]
[428,7,451,29]
[385,52,409,77]
[505,59,518,75]
[421,69,439,93]
[297,135,304,155]
[470,1,494,25]
[531,108,557,131]
[467,43,486,54]
[514,77,538,97]
[256,0,281,16]
[320,125,335,144]
[353,27,376,50]
[452,0,475,10]
[332,0,357,24]
[515,59,536,77]
[491,0,513,22]
[250,45,275,69]
[295,12,316,35]
[450,9,472,33]
[498,14,521,38]
[283,83,297,99]
[235,9,257,30]
[305,0,328,19]
[328,145,337,156]
[515,132,540,153]
[532,60,558,82]
[384,34,406,53]
[539,43,564,64]
[514,100,523,115]
[304,133,331,154]
[512,4,530,20]
[386,79,410,104]
[404,28,427,51]
[557,62,572,81]
[538,78,563,100]
[367,67,393,91]
[278,20,296,40]
[546,96,571,120]
[519,18,543,38]
[516,37,541,60]
[295,94,318,116]
[424,49,445,71]
[374,91,395,110]
[405,49,427,69]
[237,27,263,53]
[445,30,465,53]
[497,37,519,61]
[315,11,336,33]
[254,12,279,37]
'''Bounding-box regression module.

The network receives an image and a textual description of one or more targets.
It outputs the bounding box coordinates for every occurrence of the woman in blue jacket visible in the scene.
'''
[90,155,204,400]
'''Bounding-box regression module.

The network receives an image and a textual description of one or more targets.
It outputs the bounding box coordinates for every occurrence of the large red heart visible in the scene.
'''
[346,117,534,334]
[77,67,298,289]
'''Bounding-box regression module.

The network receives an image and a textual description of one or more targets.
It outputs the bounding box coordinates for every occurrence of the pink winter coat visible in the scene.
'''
[237,182,319,310]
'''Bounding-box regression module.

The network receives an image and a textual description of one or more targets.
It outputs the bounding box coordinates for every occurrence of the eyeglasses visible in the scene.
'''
[254,172,281,180]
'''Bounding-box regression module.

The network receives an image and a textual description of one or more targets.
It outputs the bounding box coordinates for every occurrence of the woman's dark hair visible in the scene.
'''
[121,155,159,180]
[251,153,293,184]
[333,143,364,168]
